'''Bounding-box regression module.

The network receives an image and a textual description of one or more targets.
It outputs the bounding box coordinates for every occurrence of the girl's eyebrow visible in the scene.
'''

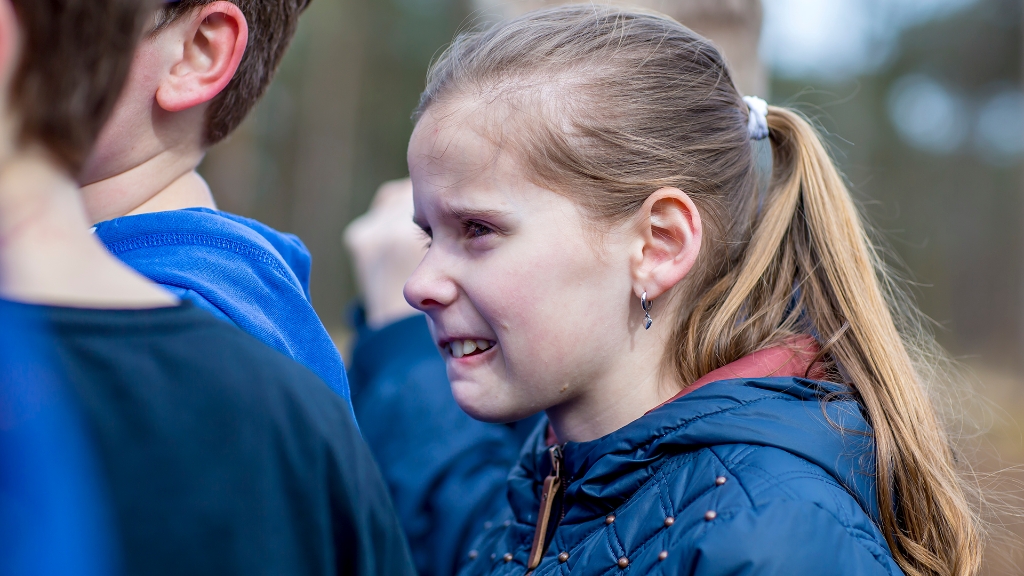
[441,206,511,221]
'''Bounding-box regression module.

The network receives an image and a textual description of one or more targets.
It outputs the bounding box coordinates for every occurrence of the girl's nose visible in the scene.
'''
[404,253,458,312]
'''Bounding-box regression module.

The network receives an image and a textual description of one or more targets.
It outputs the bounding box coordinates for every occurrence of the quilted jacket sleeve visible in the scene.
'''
[688,500,902,576]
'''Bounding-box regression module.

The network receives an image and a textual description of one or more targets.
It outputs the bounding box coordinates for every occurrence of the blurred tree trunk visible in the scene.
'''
[287,0,368,333]
[200,0,369,333]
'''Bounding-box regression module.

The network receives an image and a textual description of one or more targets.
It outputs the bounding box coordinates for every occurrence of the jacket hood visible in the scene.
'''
[510,377,878,526]
[94,208,351,404]
[96,208,312,298]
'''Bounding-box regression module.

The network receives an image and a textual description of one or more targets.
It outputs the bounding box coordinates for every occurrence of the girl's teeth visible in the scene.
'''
[446,339,496,358]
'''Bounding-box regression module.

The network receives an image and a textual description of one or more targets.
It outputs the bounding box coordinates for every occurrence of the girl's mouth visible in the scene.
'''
[443,339,497,359]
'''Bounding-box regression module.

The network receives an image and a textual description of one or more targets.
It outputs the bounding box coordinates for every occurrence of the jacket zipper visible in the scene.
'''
[525,445,565,575]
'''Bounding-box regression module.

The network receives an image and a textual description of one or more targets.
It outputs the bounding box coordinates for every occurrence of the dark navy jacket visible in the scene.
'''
[460,378,904,576]
[94,208,350,406]
[348,312,539,576]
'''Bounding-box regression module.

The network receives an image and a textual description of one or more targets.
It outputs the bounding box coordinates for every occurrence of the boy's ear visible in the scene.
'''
[156,1,248,113]
[629,187,703,302]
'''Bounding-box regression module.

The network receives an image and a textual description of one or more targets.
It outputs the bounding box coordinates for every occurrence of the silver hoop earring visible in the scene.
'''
[641,291,654,330]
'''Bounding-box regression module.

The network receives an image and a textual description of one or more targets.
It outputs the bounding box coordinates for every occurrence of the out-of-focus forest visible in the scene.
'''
[201,0,1022,569]
[764,4,1022,569]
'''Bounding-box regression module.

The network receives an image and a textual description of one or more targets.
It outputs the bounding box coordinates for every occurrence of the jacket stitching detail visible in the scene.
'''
[554,452,696,556]
[734,456,850,508]
[734,442,874,525]
[729,447,848,497]
[629,395,791,455]
[708,448,753,507]
[747,468,843,495]
[720,444,756,466]
[605,519,624,559]
[791,456,855,526]
[732,463,805,502]
[657,482,672,518]
[103,233,294,281]
[568,456,720,565]
[558,455,691,559]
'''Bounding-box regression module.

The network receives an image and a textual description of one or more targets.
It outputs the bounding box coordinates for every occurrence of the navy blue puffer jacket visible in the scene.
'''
[459,378,905,576]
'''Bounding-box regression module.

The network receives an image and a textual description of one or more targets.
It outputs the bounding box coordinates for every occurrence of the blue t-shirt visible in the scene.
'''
[94,208,351,409]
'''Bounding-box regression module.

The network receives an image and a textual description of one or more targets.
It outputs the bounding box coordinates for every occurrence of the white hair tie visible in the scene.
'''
[743,95,769,141]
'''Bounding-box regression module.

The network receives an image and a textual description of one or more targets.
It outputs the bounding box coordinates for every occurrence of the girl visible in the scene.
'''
[403,5,981,576]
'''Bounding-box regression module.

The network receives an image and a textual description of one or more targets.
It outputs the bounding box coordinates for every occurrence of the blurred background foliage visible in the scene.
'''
[770,0,1022,363]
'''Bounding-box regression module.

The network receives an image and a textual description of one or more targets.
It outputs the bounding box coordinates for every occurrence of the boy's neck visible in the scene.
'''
[0,150,178,309]
[80,148,217,225]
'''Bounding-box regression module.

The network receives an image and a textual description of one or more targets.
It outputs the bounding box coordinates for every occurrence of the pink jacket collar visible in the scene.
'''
[648,335,825,414]
[546,336,825,445]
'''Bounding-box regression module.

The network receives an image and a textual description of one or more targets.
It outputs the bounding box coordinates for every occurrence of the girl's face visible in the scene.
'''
[404,106,643,425]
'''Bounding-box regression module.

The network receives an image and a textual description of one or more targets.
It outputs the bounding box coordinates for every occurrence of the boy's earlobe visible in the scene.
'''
[156,1,248,113]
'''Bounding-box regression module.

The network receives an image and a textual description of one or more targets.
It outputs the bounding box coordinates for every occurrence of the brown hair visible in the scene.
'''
[417,5,983,575]
[156,0,313,145]
[9,0,158,174]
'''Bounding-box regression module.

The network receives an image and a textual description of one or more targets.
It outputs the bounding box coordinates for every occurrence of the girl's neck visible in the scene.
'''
[545,323,681,444]
[0,150,178,309]
[547,336,829,444]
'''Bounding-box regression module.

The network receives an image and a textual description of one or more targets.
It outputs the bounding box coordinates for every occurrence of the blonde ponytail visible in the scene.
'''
[778,107,982,576]
[678,106,982,576]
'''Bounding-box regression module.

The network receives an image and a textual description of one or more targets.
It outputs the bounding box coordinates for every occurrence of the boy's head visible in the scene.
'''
[79,0,312,186]
[157,0,313,145]
[0,0,158,175]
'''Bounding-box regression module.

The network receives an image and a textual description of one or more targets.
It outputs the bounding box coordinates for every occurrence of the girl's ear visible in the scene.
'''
[629,187,702,301]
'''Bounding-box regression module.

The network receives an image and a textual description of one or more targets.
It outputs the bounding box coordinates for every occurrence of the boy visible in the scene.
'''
[80,0,350,404]
[0,0,415,574]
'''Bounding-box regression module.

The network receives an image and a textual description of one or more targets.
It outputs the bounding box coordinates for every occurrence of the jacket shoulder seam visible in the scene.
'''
[103,233,294,281]
[631,395,786,454]
[708,447,755,507]
[725,444,864,529]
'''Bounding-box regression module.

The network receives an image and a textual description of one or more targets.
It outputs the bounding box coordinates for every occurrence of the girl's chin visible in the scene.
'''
[449,379,534,424]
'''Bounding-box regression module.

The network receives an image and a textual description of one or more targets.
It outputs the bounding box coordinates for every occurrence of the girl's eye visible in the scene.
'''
[416,226,433,248]
[465,221,494,239]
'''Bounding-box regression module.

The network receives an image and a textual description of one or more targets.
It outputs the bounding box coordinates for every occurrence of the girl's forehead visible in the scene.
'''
[409,106,511,186]
[409,117,555,218]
